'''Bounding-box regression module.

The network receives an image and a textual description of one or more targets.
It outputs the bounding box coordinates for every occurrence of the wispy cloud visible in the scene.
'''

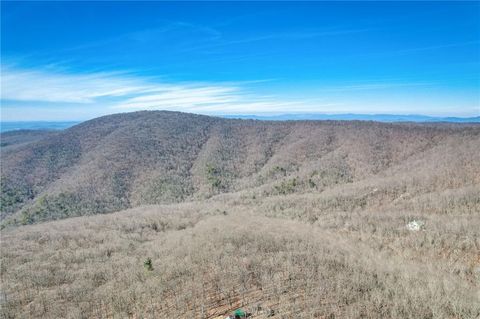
[393,40,479,55]
[179,28,370,54]
[115,86,240,110]
[317,81,433,92]
[1,64,314,114]
[1,65,157,103]
[39,21,222,57]
[2,64,474,120]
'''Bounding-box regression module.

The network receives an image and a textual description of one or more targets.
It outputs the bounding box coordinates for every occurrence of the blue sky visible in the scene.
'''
[1,1,479,121]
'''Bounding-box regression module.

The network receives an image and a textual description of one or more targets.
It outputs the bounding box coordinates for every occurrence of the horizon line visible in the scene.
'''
[1,110,479,124]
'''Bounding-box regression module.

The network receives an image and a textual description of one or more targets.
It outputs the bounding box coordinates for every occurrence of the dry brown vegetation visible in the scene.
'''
[1,111,479,225]
[1,111,479,318]
[1,199,479,318]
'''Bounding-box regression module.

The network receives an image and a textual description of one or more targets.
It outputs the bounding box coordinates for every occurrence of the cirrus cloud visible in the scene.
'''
[1,64,317,115]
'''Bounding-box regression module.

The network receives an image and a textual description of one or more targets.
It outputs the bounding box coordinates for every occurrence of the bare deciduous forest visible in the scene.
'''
[1,111,479,318]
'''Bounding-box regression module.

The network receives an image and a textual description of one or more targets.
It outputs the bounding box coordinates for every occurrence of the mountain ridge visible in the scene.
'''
[2,111,480,318]
[222,113,480,122]
[1,112,478,134]
[1,110,479,226]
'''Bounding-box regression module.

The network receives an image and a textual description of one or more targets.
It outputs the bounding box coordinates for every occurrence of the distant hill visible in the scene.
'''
[1,110,479,225]
[0,121,79,133]
[223,113,480,122]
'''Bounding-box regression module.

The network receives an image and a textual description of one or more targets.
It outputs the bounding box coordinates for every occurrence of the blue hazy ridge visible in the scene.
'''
[0,121,79,133]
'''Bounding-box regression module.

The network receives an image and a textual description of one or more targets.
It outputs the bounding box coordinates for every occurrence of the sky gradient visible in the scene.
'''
[1,1,479,121]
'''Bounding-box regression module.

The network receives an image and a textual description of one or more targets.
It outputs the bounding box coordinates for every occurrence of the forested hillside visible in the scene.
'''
[1,111,479,226]
[1,111,480,318]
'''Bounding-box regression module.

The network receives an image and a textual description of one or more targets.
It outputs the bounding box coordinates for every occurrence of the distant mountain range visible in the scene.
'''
[223,113,480,122]
[1,113,478,133]
[0,121,79,133]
